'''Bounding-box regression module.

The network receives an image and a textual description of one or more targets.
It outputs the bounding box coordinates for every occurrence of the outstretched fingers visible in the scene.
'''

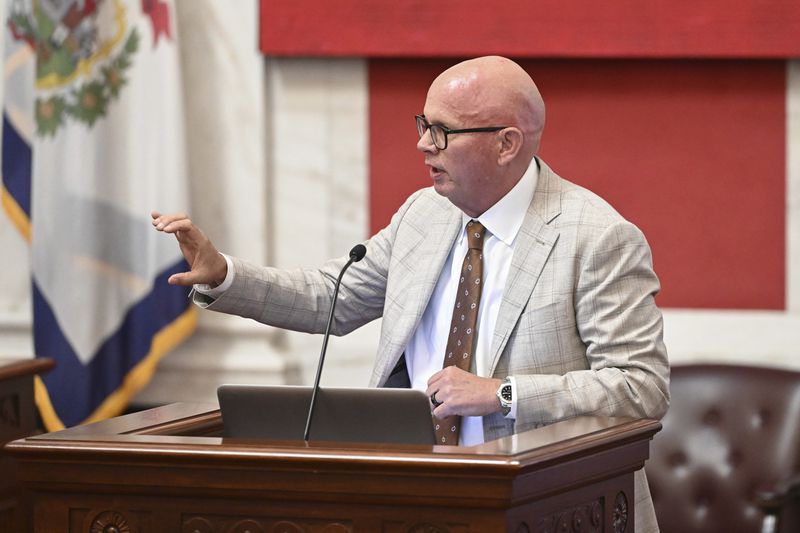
[152,214,194,234]
[151,210,228,288]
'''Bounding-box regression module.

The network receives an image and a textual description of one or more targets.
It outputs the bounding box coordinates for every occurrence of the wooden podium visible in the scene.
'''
[0,357,54,533]
[6,403,660,532]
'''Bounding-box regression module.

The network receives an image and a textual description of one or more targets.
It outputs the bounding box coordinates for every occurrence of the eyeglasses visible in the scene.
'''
[415,114,507,150]
[414,115,508,150]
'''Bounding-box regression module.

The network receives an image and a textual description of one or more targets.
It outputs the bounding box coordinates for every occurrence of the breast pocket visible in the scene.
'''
[519,300,571,334]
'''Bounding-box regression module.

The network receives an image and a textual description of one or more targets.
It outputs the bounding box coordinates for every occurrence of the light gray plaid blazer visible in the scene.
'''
[200,158,669,532]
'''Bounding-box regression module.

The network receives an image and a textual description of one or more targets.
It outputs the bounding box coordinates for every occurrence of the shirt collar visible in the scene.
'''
[459,157,539,247]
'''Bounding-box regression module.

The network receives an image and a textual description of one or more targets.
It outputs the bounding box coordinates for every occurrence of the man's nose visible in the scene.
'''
[416,130,436,153]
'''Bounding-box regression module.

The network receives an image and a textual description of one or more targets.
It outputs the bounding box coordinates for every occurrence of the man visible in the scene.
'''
[153,56,669,532]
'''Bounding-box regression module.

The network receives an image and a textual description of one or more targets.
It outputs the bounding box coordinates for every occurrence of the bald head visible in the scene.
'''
[418,57,546,217]
[429,56,545,156]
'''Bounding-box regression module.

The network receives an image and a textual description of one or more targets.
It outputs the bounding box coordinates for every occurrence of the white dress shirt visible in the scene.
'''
[405,159,538,446]
[198,159,539,446]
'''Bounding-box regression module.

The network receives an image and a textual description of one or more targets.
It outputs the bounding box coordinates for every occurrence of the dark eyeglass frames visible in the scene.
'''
[415,114,507,150]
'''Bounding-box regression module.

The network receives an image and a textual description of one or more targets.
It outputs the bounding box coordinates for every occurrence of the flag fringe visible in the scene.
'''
[1,184,31,242]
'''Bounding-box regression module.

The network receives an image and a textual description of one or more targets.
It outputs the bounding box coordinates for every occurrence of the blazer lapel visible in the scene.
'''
[488,160,563,375]
[401,207,462,337]
[374,204,462,386]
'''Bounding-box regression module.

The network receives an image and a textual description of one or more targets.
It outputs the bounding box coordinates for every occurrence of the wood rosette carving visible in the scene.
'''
[90,510,131,533]
[534,499,604,533]
[612,491,628,533]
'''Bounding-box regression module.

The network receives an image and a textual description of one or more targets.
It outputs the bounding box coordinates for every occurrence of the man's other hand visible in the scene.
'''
[151,211,228,287]
[426,366,503,419]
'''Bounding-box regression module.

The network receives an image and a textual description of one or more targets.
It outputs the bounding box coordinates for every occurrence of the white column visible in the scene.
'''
[266,57,380,387]
[787,60,800,313]
[267,58,369,268]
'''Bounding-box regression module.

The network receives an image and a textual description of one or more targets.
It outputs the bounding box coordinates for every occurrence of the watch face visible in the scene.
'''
[501,385,512,402]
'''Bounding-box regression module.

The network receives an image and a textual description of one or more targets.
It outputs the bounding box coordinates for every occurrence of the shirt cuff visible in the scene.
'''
[193,253,234,298]
[506,375,518,420]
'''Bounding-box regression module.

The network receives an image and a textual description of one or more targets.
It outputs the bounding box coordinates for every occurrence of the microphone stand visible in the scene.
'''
[303,244,366,442]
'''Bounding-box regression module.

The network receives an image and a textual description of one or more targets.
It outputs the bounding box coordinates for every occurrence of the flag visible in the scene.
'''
[2,0,196,430]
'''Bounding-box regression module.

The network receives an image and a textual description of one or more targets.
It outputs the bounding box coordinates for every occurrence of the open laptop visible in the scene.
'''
[217,384,436,445]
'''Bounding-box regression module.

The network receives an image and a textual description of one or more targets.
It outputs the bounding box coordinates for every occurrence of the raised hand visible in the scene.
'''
[151,211,228,287]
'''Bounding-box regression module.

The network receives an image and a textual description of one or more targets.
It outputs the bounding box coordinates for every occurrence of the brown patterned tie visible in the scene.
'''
[434,220,486,445]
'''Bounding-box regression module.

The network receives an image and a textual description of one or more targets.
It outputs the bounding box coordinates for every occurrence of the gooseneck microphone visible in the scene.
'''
[303,243,367,441]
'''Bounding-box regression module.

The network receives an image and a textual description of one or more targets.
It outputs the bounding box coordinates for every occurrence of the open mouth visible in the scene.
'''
[427,164,445,179]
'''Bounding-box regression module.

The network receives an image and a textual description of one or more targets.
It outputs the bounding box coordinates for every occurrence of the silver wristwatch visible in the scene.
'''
[496,377,512,416]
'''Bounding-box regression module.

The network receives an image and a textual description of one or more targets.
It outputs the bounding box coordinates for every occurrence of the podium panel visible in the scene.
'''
[6,402,660,532]
[0,358,54,533]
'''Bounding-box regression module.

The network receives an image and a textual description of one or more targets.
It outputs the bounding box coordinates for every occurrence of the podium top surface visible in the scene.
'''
[6,402,660,474]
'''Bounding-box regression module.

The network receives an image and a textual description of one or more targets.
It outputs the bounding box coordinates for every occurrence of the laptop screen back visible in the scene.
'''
[217,385,435,445]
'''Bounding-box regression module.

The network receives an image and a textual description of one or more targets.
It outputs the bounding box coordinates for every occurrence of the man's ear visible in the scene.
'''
[497,128,523,165]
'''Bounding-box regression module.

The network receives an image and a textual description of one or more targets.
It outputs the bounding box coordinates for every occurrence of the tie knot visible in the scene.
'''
[466,220,486,250]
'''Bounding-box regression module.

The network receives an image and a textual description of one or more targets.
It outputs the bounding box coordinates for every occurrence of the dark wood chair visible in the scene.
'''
[646,364,800,533]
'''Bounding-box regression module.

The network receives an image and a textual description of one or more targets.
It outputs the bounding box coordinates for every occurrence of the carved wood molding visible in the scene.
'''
[179,516,469,533]
[181,515,352,533]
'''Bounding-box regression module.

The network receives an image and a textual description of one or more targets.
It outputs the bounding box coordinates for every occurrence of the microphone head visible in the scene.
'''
[349,244,367,262]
